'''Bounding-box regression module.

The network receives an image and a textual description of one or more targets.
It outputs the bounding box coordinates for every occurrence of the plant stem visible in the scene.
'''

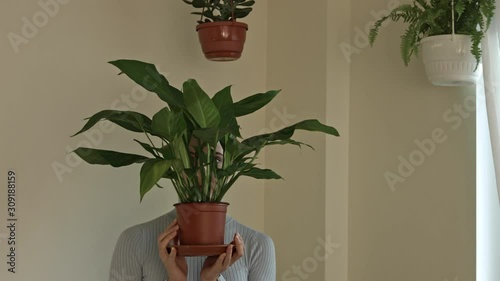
[137,122,160,158]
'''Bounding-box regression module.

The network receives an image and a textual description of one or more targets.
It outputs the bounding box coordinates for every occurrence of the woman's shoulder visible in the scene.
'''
[228,219,275,249]
[118,210,176,242]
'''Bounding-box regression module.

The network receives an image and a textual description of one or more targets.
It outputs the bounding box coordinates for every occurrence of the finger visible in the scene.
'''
[161,219,179,237]
[157,224,179,245]
[227,234,243,266]
[158,229,178,250]
[170,247,177,259]
[167,218,178,228]
[163,219,179,233]
[159,230,178,255]
[223,245,233,268]
[233,233,244,259]
[159,246,168,260]
[159,239,171,260]
[160,219,178,235]
[158,227,179,244]
[159,231,175,257]
[174,232,180,246]
[216,253,227,267]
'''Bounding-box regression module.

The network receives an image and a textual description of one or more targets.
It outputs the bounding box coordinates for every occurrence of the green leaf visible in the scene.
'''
[152,107,187,141]
[192,127,230,147]
[108,60,184,110]
[293,119,340,135]
[241,167,283,180]
[140,159,173,201]
[233,90,280,117]
[73,148,149,167]
[183,79,221,128]
[212,85,241,137]
[212,86,234,125]
[133,139,159,157]
[233,8,252,19]
[172,135,191,169]
[238,1,255,7]
[243,119,339,147]
[268,139,314,150]
[218,161,250,177]
[192,0,207,8]
[72,110,152,137]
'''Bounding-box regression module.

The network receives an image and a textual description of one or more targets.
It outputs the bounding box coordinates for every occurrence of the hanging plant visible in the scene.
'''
[183,0,256,61]
[368,0,495,86]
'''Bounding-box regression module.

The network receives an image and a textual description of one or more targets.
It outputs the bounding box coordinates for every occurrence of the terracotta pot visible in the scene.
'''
[196,21,248,61]
[174,202,229,245]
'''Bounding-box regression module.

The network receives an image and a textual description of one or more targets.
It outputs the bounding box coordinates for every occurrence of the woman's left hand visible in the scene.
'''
[200,233,245,281]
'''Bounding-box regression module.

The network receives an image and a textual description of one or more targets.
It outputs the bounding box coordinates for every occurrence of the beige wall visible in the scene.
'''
[267,0,475,281]
[326,0,351,280]
[0,0,478,281]
[348,0,476,280]
[266,1,329,281]
[0,1,267,280]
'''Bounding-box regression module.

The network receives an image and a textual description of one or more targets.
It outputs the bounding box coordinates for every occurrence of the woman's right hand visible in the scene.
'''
[157,219,187,281]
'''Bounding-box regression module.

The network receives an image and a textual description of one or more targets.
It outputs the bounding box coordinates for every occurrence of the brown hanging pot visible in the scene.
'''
[196,21,248,61]
[195,0,248,61]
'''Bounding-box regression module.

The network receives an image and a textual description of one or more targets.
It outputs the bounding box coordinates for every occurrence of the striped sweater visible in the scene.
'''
[109,209,276,281]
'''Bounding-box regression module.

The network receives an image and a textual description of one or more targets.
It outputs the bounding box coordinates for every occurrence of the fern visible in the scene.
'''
[369,4,417,46]
[369,0,496,66]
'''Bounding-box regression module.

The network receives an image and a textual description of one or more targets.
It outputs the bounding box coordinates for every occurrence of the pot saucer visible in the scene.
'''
[167,244,235,257]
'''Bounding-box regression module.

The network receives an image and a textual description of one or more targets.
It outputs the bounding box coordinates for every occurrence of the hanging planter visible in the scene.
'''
[420,34,482,86]
[196,21,248,61]
[183,0,255,61]
[368,0,495,86]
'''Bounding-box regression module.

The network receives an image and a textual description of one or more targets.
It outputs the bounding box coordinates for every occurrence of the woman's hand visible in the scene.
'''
[157,219,187,281]
[200,233,245,281]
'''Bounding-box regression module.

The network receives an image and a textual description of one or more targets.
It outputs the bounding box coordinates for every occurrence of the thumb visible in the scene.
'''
[170,247,177,259]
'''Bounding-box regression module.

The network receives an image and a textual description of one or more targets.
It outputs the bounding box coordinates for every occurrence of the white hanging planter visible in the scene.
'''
[420,34,482,86]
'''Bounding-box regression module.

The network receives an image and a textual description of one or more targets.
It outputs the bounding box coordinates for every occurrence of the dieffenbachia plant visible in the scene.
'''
[72,60,339,203]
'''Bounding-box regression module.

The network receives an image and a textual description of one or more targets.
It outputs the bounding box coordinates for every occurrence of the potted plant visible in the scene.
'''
[71,59,339,256]
[183,0,255,61]
[368,0,495,86]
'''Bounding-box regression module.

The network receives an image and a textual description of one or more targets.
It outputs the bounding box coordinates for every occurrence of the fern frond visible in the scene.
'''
[470,30,483,69]
[400,28,419,65]
[415,0,431,10]
[455,0,466,20]
[369,16,389,46]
